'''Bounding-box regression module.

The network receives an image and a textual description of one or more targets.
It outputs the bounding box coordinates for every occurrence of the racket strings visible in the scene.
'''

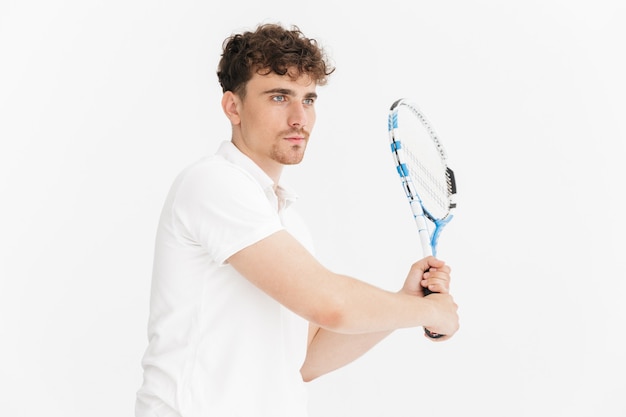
[403,145,451,218]
[414,111,447,162]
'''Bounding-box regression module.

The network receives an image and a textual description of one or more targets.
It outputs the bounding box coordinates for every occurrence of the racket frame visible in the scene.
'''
[388,98,456,258]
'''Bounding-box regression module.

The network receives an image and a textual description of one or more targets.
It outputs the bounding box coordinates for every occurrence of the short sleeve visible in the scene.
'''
[170,159,283,264]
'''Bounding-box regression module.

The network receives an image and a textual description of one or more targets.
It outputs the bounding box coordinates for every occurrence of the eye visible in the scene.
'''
[303,98,315,105]
[272,95,286,102]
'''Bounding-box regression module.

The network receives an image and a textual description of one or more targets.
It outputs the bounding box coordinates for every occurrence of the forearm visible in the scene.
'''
[316,277,437,334]
[229,231,437,334]
[299,281,436,382]
[300,326,392,382]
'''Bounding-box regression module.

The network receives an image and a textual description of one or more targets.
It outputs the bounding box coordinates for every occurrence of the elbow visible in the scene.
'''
[299,273,369,333]
[300,360,329,382]
[307,296,350,333]
[300,367,318,383]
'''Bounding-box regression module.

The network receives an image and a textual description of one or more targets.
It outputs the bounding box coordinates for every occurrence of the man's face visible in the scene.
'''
[229,70,318,177]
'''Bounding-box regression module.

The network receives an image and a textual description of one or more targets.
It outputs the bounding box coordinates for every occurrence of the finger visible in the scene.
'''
[422,271,451,293]
[426,262,451,275]
[426,256,445,269]
[422,281,448,294]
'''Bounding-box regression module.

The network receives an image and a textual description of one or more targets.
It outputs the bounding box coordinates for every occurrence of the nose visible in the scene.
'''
[288,102,307,128]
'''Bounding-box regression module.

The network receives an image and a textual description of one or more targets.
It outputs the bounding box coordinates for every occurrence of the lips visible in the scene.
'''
[284,131,307,144]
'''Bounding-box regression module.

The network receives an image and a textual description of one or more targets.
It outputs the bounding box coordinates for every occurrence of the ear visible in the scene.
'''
[221,91,241,125]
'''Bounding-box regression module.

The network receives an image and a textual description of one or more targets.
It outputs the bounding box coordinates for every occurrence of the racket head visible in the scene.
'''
[388,98,457,254]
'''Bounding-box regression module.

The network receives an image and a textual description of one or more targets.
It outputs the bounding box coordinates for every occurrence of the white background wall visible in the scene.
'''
[1,1,625,416]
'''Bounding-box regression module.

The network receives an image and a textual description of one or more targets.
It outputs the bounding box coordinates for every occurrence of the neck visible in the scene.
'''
[266,166,283,186]
[230,139,283,185]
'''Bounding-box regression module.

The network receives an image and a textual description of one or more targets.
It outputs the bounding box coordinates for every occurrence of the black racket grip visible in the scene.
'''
[423,287,445,339]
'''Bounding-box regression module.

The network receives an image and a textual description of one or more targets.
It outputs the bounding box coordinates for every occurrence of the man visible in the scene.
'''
[135,23,459,417]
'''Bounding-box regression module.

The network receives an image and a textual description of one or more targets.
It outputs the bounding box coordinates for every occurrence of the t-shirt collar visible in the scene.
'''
[216,141,298,209]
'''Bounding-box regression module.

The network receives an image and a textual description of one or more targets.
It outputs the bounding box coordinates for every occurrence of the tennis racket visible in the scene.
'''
[387,98,457,339]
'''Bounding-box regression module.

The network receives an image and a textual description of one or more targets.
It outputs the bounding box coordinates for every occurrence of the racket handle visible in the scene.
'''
[422,287,445,339]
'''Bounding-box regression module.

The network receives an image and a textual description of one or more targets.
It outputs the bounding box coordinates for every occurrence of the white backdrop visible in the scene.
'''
[1,1,625,416]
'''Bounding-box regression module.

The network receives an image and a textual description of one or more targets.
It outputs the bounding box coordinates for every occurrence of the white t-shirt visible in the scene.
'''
[135,141,315,417]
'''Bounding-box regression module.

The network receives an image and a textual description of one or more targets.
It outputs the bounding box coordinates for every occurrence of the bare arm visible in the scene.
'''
[300,325,392,382]
[300,256,456,381]
[227,230,458,380]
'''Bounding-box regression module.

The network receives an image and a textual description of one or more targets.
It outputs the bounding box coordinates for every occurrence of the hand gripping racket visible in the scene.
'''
[387,98,457,339]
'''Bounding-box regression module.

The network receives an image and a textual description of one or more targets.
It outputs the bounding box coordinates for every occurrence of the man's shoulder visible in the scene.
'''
[179,154,251,182]
[169,154,261,201]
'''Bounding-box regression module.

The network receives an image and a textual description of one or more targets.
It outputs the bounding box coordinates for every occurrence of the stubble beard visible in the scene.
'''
[270,131,309,165]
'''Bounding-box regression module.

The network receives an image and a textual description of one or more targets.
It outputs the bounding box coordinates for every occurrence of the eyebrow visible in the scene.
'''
[261,88,318,100]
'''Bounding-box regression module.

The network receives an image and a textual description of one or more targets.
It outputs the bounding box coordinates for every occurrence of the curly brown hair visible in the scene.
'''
[217,23,335,96]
